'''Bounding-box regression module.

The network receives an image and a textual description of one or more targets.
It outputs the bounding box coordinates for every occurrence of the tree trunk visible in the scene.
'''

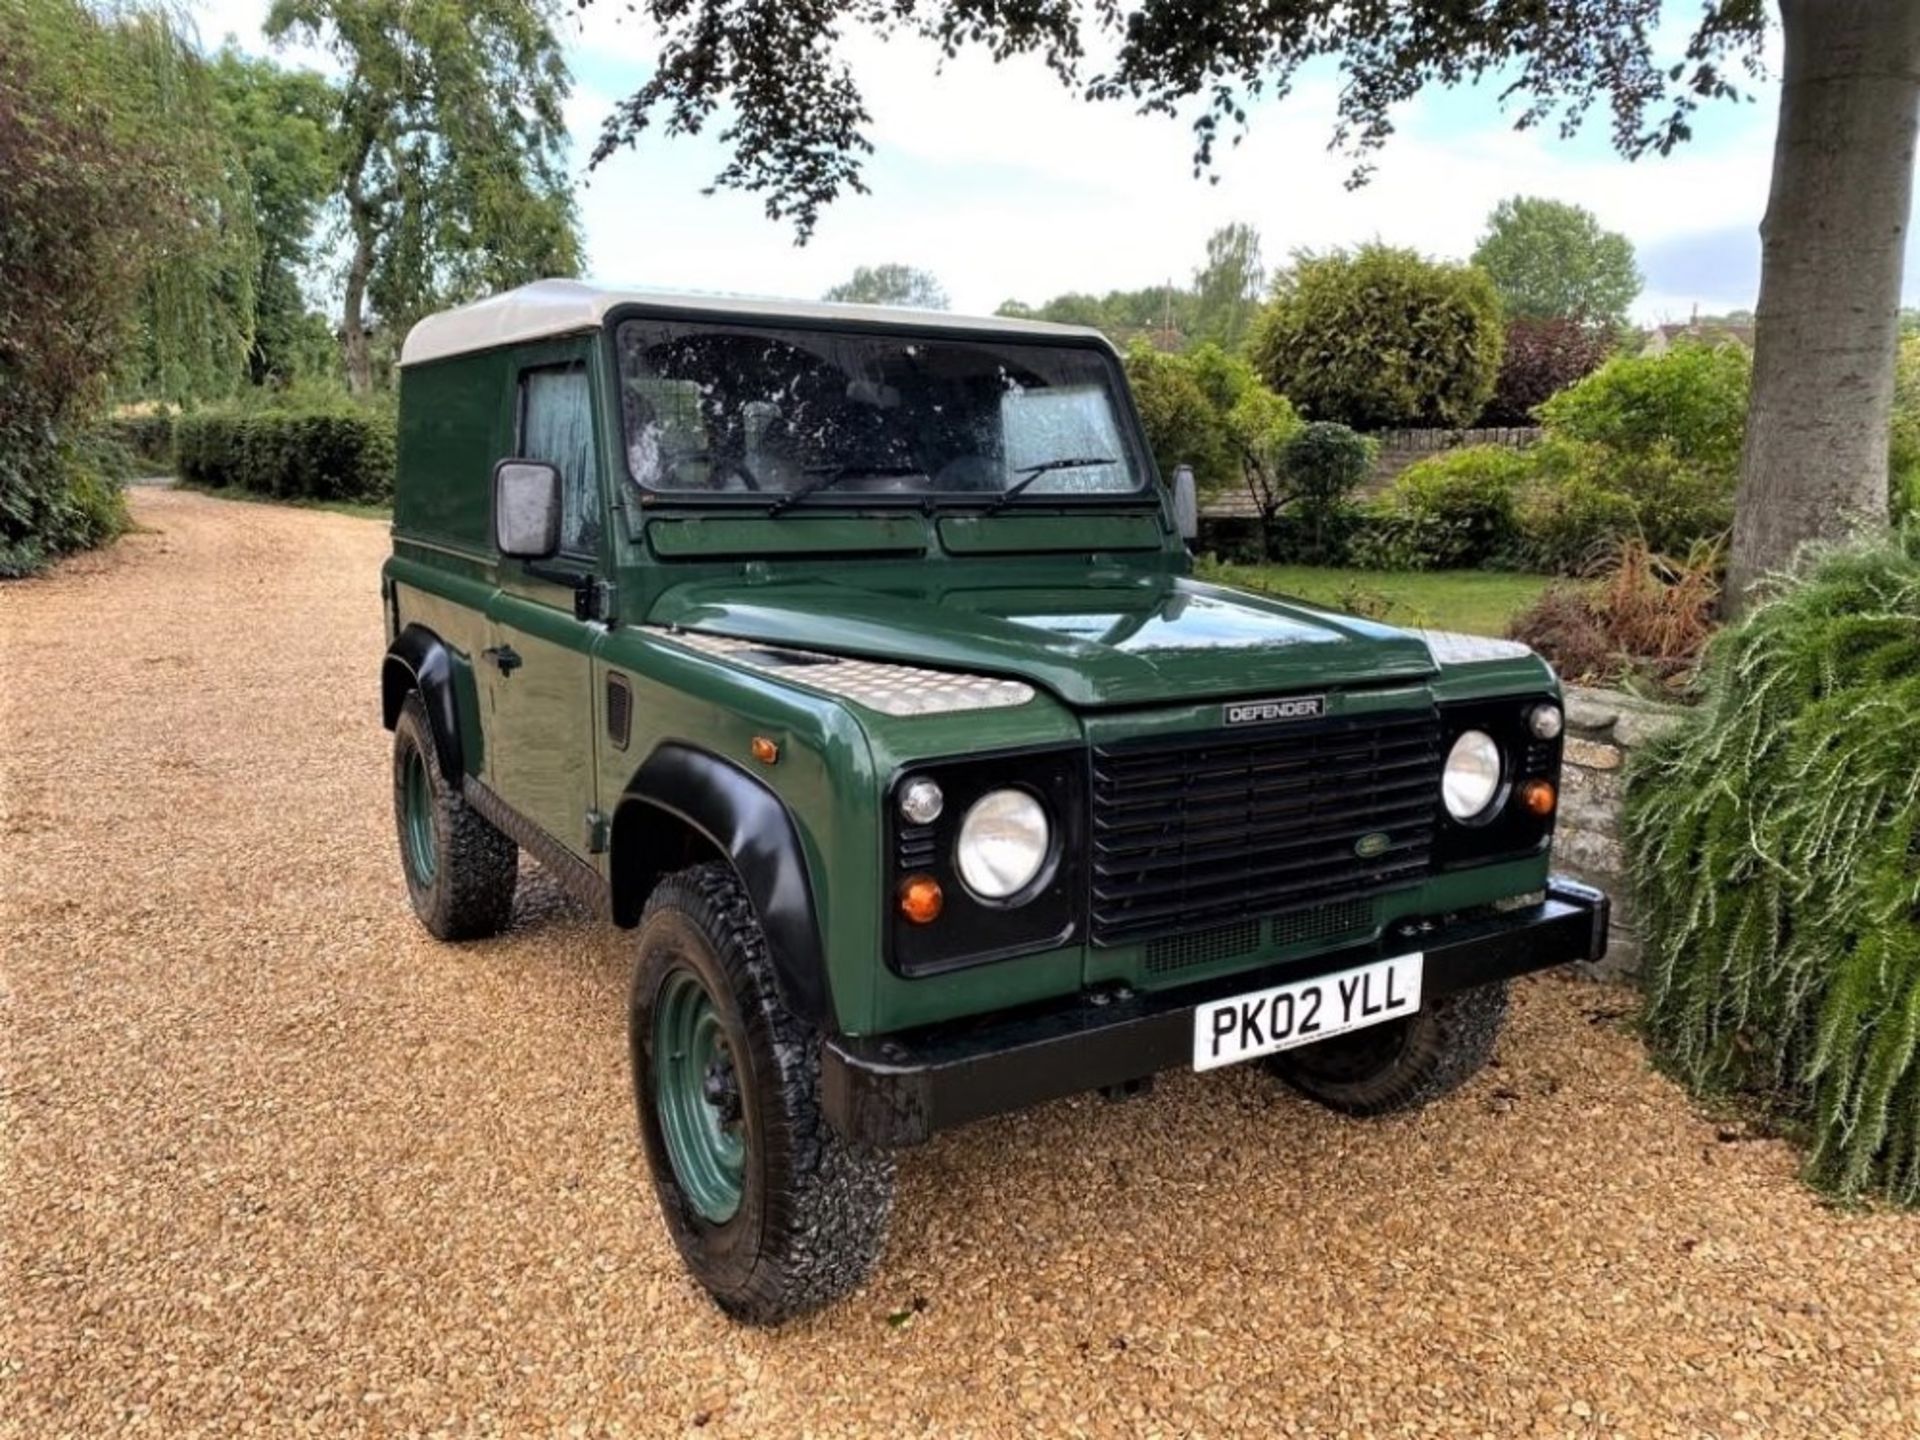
[1727,0,1920,609]
[341,235,373,397]
[340,132,378,398]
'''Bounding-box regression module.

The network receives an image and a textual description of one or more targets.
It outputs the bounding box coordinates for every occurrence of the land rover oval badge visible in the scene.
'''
[1354,831,1392,859]
[1222,694,1326,727]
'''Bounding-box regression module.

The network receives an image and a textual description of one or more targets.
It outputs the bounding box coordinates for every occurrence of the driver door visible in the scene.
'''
[483,350,606,855]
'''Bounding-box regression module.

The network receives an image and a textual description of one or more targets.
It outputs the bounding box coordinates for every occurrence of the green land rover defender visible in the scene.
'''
[381,280,1608,1323]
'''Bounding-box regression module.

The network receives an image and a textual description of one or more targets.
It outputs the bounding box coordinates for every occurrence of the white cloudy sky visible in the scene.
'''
[188,2,1891,325]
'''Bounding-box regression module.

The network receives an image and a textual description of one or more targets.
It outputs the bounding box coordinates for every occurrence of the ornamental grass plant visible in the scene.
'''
[1625,526,1920,1203]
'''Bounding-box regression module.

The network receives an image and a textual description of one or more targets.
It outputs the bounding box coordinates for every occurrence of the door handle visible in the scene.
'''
[483,644,523,675]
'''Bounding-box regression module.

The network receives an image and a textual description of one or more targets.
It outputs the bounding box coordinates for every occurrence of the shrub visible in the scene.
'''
[1511,463,1639,575]
[105,411,176,471]
[1368,445,1528,569]
[1470,345,1746,574]
[1507,538,1719,687]
[1891,335,1920,523]
[1479,316,1614,426]
[1124,342,1239,495]
[1271,421,1370,563]
[1250,243,1504,430]
[175,406,396,502]
[1535,341,1750,474]
[0,414,129,577]
[1625,527,1920,1204]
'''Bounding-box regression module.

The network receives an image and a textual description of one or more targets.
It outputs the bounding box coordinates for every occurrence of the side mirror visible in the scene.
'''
[493,459,562,559]
[1170,464,1199,544]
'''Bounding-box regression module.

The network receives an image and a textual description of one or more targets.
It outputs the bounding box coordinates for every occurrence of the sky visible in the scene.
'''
[185,2,1909,327]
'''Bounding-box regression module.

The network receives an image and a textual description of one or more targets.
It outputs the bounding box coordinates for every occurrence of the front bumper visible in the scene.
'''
[822,877,1609,1147]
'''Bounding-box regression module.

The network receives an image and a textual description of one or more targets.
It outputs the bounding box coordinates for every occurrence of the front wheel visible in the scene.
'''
[631,864,894,1325]
[1265,981,1509,1117]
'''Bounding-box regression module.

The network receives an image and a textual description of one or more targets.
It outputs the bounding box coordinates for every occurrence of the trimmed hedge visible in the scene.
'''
[174,407,395,503]
[105,411,176,471]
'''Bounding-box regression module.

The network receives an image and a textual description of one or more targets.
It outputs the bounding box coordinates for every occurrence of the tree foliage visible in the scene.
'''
[1626,526,1920,1203]
[210,48,340,387]
[1251,244,1505,430]
[1190,222,1265,351]
[1481,316,1617,426]
[1471,195,1641,325]
[586,3,1765,240]
[1,0,260,570]
[1124,344,1235,493]
[1000,285,1195,349]
[822,263,948,309]
[267,0,583,392]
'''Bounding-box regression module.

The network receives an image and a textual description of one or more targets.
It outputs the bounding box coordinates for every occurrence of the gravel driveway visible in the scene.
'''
[4,487,1917,1438]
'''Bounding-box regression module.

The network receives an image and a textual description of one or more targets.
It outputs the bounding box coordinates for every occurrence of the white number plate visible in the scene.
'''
[1191,953,1424,1072]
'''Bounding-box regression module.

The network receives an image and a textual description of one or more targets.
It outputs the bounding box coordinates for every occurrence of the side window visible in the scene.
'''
[518,364,602,555]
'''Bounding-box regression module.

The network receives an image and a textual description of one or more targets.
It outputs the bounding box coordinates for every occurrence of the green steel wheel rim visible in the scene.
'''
[401,745,438,885]
[653,968,747,1223]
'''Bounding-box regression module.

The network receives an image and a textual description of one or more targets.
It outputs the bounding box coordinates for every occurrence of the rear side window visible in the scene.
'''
[518,364,602,555]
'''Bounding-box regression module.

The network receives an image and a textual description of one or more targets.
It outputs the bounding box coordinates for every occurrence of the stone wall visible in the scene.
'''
[1556,683,1686,980]
[1364,425,1543,492]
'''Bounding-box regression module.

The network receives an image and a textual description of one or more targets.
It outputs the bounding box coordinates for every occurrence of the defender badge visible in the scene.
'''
[1223,694,1326,727]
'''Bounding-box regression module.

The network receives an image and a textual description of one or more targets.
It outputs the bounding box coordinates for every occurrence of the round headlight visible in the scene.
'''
[955,789,1051,900]
[1442,730,1504,821]
[1528,703,1564,740]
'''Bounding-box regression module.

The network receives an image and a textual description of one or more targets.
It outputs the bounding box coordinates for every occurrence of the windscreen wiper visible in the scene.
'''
[983,457,1118,515]
[765,463,924,516]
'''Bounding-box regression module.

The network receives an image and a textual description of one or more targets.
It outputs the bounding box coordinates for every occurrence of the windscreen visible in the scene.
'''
[615,318,1148,505]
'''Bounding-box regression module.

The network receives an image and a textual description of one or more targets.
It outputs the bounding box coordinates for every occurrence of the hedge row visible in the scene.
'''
[104,412,176,471]
[174,407,395,503]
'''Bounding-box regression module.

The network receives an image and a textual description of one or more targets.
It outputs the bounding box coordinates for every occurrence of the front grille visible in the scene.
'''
[1145,920,1261,975]
[1090,710,1441,945]
[1271,897,1375,949]
[1143,898,1379,976]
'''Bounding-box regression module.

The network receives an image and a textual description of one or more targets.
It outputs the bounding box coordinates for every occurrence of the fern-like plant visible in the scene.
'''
[1625,527,1920,1203]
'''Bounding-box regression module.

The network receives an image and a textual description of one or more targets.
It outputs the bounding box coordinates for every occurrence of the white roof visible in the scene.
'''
[399,278,1111,367]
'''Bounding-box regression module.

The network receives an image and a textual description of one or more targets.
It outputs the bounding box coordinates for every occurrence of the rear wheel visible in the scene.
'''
[1266,981,1509,1116]
[391,692,517,940]
[631,864,894,1325]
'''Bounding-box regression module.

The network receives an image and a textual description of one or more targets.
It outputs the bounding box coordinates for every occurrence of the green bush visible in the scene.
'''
[0,412,129,577]
[1626,527,1920,1204]
[1535,341,1750,474]
[175,406,396,502]
[1367,446,1529,569]
[1124,341,1300,500]
[1251,243,1504,430]
[1512,461,1639,574]
[1272,421,1370,563]
[105,411,177,470]
[1891,335,1920,524]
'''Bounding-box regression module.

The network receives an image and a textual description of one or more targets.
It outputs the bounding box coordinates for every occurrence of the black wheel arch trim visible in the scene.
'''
[612,742,833,1028]
[382,625,465,784]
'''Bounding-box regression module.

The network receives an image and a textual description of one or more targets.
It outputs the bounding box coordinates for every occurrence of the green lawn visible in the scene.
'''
[1199,560,1556,638]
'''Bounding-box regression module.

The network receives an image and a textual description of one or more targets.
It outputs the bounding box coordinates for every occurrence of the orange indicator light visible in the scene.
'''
[750,736,780,765]
[898,875,944,924]
[1520,779,1557,816]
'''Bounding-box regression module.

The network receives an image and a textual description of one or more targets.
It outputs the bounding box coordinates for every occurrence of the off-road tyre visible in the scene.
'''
[1265,981,1509,1117]
[391,691,517,940]
[631,863,895,1325]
